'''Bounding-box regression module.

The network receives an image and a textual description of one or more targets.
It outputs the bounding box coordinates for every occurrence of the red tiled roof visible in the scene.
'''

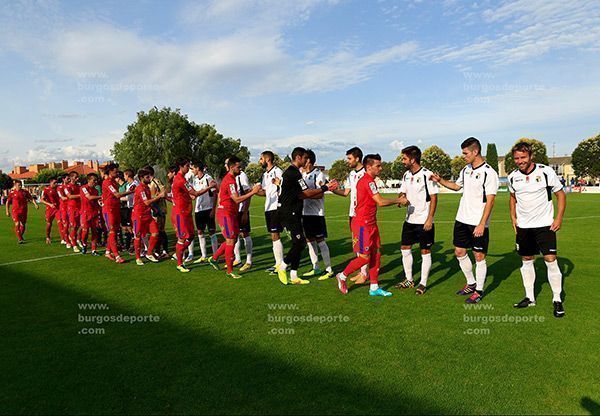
[9,171,36,180]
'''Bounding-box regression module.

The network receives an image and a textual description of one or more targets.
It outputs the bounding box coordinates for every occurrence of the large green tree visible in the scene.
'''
[390,154,406,179]
[0,172,13,190]
[504,138,549,173]
[422,145,452,179]
[486,143,499,174]
[451,156,467,180]
[380,161,393,181]
[328,159,351,182]
[572,133,600,179]
[245,163,264,184]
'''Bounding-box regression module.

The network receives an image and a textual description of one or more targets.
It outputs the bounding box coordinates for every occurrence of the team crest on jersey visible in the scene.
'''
[416,177,421,183]
[352,236,358,247]
[475,173,480,180]
[535,176,541,182]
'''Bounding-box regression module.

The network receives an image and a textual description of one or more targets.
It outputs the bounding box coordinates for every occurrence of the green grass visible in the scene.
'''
[1,193,599,415]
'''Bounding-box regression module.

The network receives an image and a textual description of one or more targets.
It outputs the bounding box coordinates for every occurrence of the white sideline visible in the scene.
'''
[0,253,78,267]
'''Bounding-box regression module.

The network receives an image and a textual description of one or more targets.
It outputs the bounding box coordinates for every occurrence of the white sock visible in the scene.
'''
[458,254,475,285]
[545,260,563,302]
[370,283,379,291]
[475,259,487,292]
[210,234,218,254]
[419,253,432,287]
[360,264,368,276]
[290,270,298,280]
[187,240,194,257]
[401,249,413,281]
[520,260,536,301]
[279,261,287,271]
[318,240,332,272]
[142,236,148,251]
[272,239,283,266]
[243,236,253,264]
[234,237,241,263]
[198,234,207,258]
[307,240,319,269]
[338,272,347,281]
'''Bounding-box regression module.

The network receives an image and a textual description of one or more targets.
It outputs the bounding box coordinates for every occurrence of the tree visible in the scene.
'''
[422,145,452,179]
[380,161,393,182]
[0,172,13,190]
[451,156,467,180]
[245,163,264,184]
[198,124,249,178]
[390,154,406,180]
[572,133,600,179]
[29,168,65,184]
[486,143,499,174]
[504,138,549,173]
[328,159,351,182]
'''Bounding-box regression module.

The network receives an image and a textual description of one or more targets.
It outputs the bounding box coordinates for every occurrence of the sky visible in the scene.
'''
[0,0,599,171]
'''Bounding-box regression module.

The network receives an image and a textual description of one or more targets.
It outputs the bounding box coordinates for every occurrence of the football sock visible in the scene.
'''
[420,252,432,287]
[401,249,413,281]
[243,236,253,264]
[45,222,51,238]
[234,237,242,263]
[279,261,288,271]
[148,235,159,255]
[475,259,487,291]
[307,240,319,268]
[369,252,381,285]
[124,232,133,250]
[225,243,234,273]
[210,234,218,254]
[338,272,347,281]
[109,231,119,257]
[81,228,89,247]
[318,240,332,271]
[134,237,141,260]
[213,242,226,260]
[198,234,207,258]
[160,231,168,252]
[290,270,298,280]
[520,259,536,301]
[176,241,185,266]
[360,263,369,277]
[272,239,284,266]
[343,256,369,277]
[14,223,21,240]
[458,254,476,285]
[370,283,379,291]
[545,260,563,302]
[187,240,195,258]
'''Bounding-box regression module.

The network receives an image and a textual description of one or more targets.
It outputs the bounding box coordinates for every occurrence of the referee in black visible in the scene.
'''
[277,147,338,285]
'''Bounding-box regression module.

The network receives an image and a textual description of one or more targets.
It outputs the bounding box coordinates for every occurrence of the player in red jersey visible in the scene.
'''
[5,181,38,243]
[102,163,134,264]
[64,171,82,252]
[56,174,71,246]
[335,154,406,297]
[80,173,102,255]
[40,176,61,244]
[207,156,260,278]
[132,168,166,266]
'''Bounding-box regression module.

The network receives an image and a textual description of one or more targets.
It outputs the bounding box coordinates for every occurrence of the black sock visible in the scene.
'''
[161,231,168,252]
[125,232,133,249]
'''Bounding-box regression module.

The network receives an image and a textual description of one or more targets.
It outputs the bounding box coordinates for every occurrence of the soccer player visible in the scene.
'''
[64,171,82,253]
[102,163,131,264]
[508,141,566,317]
[208,156,260,278]
[331,147,369,284]
[80,173,102,255]
[147,165,170,259]
[301,149,334,280]
[121,169,138,254]
[40,177,61,244]
[132,168,166,266]
[255,150,284,273]
[5,181,38,243]
[276,147,338,285]
[232,162,254,271]
[56,174,70,245]
[336,154,404,297]
[431,137,499,303]
[187,161,218,263]
[395,146,438,294]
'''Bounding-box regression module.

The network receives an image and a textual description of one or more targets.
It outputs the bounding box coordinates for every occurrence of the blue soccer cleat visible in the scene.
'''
[369,288,393,297]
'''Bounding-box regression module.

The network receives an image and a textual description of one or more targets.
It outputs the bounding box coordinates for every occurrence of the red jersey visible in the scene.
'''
[102,178,121,212]
[354,173,379,226]
[64,182,81,210]
[171,172,193,215]
[217,172,239,216]
[56,184,68,209]
[133,182,152,218]
[42,186,60,208]
[8,189,31,212]
[80,184,100,214]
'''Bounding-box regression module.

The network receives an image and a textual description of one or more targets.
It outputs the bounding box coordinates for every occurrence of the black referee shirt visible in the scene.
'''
[278,164,308,217]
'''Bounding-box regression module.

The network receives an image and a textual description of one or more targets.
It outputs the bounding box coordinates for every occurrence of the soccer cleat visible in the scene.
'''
[233,259,242,267]
[18,239,25,245]
[160,251,170,259]
[208,257,220,271]
[171,254,177,261]
[395,279,414,290]
[81,246,87,255]
[553,301,565,318]
[369,288,393,297]
[145,254,159,263]
[91,250,100,256]
[66,244,72,249]
[456,283,477,295]
[227,272,242,279]
[466,291,483,304]
[290,277,310,285]
[115,256,126,264]
[77,240,83,248]
[266,265,276,274]
[415,284,427,295]
[318,270,334,281]
[73,246,81,253]
[513,297,536,308]
[45,237,51,245]
[60,240,67,245]
[136,259,145,266]
[239,263,252,272]
[177,265,191,273]
[105,252,115,261]
[277,268,288,285]
[336,273,348,294]
[184,255,194,263]
[303,267,323,277]
[193,256,208,264]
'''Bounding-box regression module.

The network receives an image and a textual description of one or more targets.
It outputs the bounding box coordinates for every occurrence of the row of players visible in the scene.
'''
[5,137,566,317]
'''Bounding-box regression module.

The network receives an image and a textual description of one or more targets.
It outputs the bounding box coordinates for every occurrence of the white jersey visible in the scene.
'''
[508,164,563,228]
[348,167,366,217]
[236,171,251,212]
[302,168,326,216]
[400,167,439,225]
[261,166,283,212]
[125,180,138,208]
[191,173,216,212]
[455,162,499,226]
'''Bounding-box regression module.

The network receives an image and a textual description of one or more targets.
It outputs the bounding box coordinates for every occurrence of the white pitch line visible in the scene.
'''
[0,253,78,267]
[326,215,600,224]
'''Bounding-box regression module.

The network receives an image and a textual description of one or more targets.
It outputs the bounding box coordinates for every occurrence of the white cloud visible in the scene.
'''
[390,140,404,150]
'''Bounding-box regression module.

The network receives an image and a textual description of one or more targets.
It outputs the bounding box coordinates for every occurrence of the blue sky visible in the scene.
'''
[0,0,599,170]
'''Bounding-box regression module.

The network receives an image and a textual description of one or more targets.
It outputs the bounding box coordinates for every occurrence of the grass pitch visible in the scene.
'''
[1,193,599,415]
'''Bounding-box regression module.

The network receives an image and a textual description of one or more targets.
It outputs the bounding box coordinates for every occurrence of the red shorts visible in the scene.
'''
[103,209,121,231]
[67,208,80,228]
[217,211,239,239]
[172,210,194,240]
[133,215,159,236]
[80,211,100,229]
[45,207,59,222]
[351,222,380,255]
[12,210,27,224]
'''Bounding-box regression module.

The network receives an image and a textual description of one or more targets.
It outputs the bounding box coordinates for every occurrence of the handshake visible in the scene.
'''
[397,195,409,207]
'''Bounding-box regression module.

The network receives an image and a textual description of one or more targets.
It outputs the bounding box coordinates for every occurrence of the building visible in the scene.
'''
[498,156,575,181]
[9,160,107,182]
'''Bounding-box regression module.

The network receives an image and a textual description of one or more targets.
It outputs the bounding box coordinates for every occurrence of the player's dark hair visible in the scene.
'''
[346,147,363,161]
[261,151,275,163]
[168,165,178,174]
[116,171,125,181]
[192,160,205,171]
[69,171,78,177]
[512,141,532,155]
[402,145,421,164]
[87,173,98,180]
[363,153,382,166]
[104,162,119,175]
[175,156,190,168]
[461,137,482,153]
[306,149,316,164]
[291,147,307,160]
[227,156,241,167]
[138,168,152,178]
[49,176,57,182]
[123,168,134,178]
[144,165,155,175]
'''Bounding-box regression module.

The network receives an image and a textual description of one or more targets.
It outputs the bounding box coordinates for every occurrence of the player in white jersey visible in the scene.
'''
[331,147,369,284]
[508,141,566,317]
[255,151,285,273]
[395,146,438,294]
[432,137,499,303]
[301,149,334,280]
[225,160,253,272]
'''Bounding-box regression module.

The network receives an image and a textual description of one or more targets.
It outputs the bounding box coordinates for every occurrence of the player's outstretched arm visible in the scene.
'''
[231,184,262,204]
[144,190,166,206]
[300,180,339,199]
[509,192,517,233]
[189,180,217,198]
[430,173,461,191]
[550,190,566,232]
[372,193,404,207]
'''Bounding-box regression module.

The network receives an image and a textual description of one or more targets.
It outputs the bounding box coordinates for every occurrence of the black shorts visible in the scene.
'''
[302,215,328,239]
[265,210,283,233]
[280,212,305,240]
[516,226,557,256]
[120,207,132,227]
[237,211,251,233]
[453,221,489,253]
[195,209,216,234]
[401,222,434,249]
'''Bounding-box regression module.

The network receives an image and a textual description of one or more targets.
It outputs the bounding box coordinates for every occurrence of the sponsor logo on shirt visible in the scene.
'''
[369,182,378,194]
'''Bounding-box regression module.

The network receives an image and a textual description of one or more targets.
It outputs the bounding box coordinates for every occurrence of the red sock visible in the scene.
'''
[134,237,141,260]
[91,228,97,251]
[14,224,21,240]
[343,256,370,277]
[176,241,185,266]
[20,224,26,239]
[213,242,226,260]
[109,231,119,257]
[46,222,52,239]
[225,243,234,273]
[148,235,158,256]
[81,228,89,247]
[369,252,381,285]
